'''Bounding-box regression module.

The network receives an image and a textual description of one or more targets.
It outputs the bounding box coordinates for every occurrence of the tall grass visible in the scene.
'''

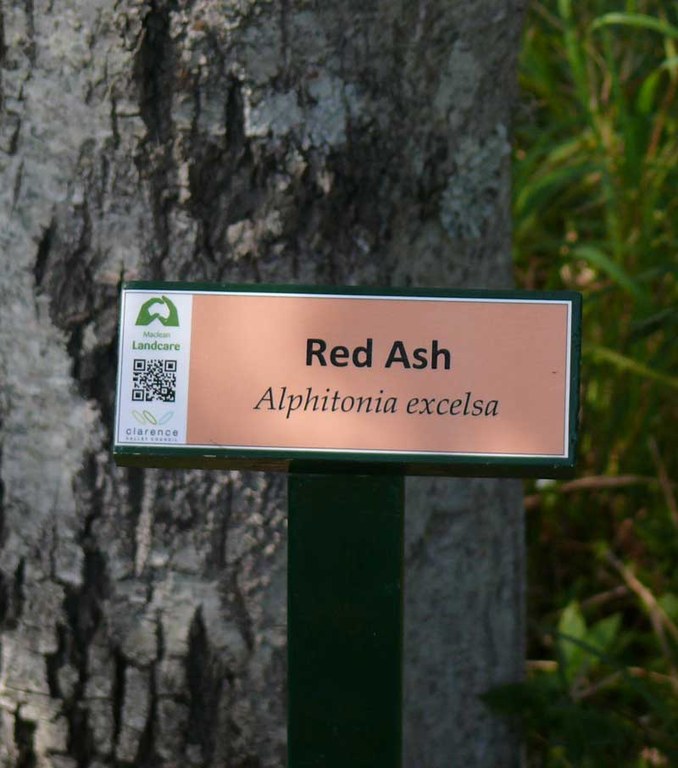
[491,1,678,764]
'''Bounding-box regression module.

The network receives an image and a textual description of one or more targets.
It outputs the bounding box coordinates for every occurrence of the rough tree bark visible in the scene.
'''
[0,1,525,766]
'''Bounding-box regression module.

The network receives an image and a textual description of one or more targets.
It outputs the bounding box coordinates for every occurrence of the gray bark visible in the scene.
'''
[0,1,525,766]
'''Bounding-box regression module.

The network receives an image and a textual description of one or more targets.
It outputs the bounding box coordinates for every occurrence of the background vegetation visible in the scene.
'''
[487,0,678,764]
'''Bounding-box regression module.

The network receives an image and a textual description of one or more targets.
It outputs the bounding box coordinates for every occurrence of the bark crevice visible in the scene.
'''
[134,0,179,275]
[13,707,37,768]
[185,608,227,764]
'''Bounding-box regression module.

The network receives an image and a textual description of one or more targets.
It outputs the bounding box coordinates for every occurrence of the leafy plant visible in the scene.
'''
[497,0,678,764]
[485,600,678,766]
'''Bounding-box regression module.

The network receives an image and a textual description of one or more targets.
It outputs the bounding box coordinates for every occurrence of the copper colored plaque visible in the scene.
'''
[114,284,581,475]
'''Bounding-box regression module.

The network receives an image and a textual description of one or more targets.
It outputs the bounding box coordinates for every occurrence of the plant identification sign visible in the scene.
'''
[113,283,581,476]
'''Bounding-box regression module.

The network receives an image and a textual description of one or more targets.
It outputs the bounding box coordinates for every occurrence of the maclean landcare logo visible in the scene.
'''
[135,296,180,327]
[132,297,182,352]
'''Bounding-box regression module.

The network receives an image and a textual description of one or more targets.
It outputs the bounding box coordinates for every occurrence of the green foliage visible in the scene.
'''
[497,0,678,764]
[485,601,678,766]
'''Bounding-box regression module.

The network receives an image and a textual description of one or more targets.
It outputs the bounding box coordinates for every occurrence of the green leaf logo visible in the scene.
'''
[132,410,174,425]
[135,296,180,327]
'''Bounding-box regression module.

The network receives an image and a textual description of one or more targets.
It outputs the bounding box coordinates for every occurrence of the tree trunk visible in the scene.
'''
[0,1,525,766]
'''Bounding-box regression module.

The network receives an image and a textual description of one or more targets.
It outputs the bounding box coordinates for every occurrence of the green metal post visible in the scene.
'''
[288,473,404,768]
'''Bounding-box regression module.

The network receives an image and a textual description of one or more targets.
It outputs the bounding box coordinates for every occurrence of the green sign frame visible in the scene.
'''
[113,282,581,478]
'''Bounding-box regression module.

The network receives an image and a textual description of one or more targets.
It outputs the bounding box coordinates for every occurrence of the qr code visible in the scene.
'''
[132,359,177,403]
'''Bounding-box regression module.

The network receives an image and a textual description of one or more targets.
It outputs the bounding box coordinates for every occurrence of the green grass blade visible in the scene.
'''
[571,245,647,302]
[558,0,591,112]
[585,345,678,390]
[590,13,678,41]
[636,70,662,114]
[515,162,599,219]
